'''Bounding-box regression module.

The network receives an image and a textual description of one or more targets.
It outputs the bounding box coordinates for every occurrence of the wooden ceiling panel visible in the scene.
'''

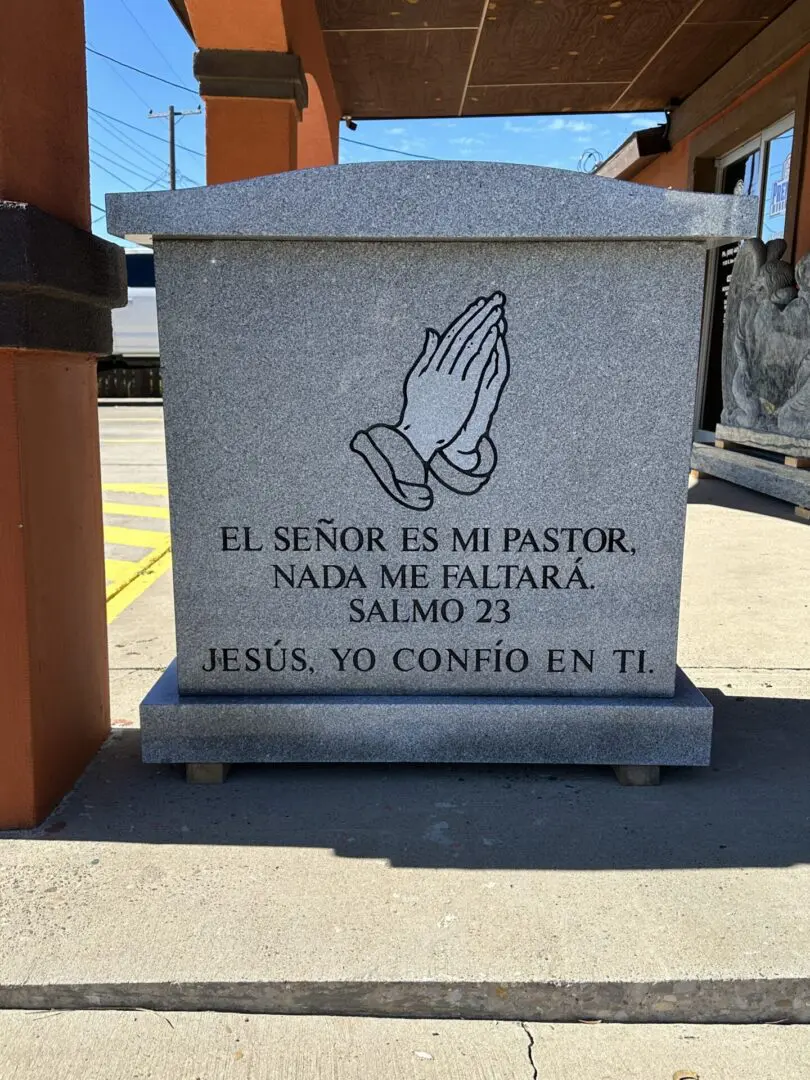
[617,19,762,110]
[304,0,800,117]
[316,1,483,31]
[323,29,476,117]
[469,0,699,86]
[688,0,794,22]
[462,82,625,116]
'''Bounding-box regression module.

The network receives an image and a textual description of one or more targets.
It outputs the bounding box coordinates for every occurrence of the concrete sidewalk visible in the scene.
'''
[2,1013,808,1080]
[0,474,808,1032]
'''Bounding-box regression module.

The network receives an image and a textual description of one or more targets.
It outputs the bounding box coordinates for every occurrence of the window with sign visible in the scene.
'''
[762,127,793,244]
[697,115,795,434]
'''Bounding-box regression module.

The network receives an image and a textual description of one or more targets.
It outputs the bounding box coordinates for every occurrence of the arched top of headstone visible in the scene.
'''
[106,160,756,246]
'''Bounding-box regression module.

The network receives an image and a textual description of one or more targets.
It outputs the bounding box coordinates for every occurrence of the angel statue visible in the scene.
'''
[721,238,799,428]
[777,252,810,438]
[350,291,510,510]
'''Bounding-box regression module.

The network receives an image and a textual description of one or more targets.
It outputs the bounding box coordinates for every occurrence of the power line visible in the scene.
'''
[91,128,170,176]
[176,169,200,187]
[91,202,105,214]
[91,113,169,171]
[95,111,206,185]
[339,136,440,160]
[88,43,153,109]
[89,106,205,157]
[90,143,158,184]
[143,169,172,191]
[90,156,139,190]
[86,47,198,96]
[149,105,202,189]
[115,0,186,83]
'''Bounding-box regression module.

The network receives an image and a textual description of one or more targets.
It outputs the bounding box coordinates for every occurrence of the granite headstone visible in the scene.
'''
[107,162,756,768]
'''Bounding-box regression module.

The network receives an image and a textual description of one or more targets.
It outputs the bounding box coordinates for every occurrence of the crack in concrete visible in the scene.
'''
[519,1022,538,1080]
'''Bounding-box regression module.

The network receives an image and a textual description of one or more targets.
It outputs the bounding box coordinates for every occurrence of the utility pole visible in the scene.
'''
[148,105,202,189]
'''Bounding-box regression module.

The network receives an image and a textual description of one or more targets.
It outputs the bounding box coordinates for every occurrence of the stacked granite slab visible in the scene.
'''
[692,443,810,513]
[695,238,810,514]
[106,162,756,772]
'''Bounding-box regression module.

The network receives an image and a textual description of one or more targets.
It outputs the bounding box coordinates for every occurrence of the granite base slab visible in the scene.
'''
[715,424,810,459]
[691,443,810,509]
[140,662,712,767]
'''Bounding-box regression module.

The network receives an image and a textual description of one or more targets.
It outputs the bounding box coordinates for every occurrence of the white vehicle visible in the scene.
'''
[102,249,161,397]
[111,249,159,358]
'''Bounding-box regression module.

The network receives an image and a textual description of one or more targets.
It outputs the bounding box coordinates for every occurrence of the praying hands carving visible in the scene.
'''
[350,292,511,510]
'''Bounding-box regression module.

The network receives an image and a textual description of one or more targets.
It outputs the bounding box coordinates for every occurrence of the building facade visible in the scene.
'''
[598,4,810,439]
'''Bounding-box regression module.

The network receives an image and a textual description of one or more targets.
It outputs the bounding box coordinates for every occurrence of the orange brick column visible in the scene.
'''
[194,50,305,183]
[205,97,299,184]
[0,0,125,827]
[184,0,339,182]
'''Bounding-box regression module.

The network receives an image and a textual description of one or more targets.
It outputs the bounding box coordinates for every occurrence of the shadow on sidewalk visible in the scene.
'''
[3,688,809,872]
[687,473,804,523]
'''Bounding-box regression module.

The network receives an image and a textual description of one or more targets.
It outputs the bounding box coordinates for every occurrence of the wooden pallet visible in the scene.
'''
[690,438,810,522]
[714,437,810,471]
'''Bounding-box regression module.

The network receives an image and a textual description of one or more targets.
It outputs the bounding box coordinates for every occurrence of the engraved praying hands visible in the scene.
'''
[350,291,511,511]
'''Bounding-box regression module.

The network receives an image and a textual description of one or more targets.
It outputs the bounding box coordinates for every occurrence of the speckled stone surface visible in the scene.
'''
[106,161,758,245]
[141,661,712,765]
[108,163,760,763]
[715,423,810,458]
[154,238,704,698]
[692,444,810,509]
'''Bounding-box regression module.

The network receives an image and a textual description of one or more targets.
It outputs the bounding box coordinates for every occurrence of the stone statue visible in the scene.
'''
[721,239,810,440]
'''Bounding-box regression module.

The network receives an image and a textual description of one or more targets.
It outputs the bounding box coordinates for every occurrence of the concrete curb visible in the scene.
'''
[2,978,809,1023]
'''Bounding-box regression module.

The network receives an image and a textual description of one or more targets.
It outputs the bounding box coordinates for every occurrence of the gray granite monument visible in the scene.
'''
[107,162,756,781]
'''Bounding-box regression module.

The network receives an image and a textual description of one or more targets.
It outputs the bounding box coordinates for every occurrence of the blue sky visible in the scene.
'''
[85,0,664,245]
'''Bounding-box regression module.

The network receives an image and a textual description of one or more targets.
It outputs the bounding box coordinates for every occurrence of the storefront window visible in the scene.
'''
[723,147,761,199]
[761,128,793,244]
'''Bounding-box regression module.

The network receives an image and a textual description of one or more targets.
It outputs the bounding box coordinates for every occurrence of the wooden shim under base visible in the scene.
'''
[612,765,661,786]
[715,439,810,470]
[186,763,230,784]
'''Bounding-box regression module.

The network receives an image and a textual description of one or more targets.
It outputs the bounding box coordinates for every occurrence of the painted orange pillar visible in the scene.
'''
[0,0,122,827]
[185,0,339,182]
[205,98,299,185]
[283,0,340,169]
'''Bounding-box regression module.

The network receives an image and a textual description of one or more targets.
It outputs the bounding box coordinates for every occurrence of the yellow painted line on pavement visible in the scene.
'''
[107,548,172,624]
[104,524,170,548]
[106,542,170,601]
[103,501,170,520]
[101,480,173,619]
[102,482,169,496]
[105,557,141,585]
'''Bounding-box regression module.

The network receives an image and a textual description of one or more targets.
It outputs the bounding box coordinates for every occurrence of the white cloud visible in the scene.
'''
[503,119,543,134]
[450,136,485,147]
[613,113,665,129]
[541,117,595,133]
[386,126,406,135]
[388,135,430,156]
